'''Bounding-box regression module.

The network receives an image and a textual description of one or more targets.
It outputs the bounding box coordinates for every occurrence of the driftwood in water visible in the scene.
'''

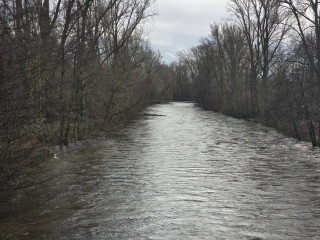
[143,113,166,117]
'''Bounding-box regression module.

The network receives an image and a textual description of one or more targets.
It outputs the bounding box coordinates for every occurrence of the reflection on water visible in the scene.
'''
[1,102,320,240]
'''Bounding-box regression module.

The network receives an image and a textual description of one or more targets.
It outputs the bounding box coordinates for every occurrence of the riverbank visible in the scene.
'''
[249,115,317,147]
[0,105,148,196]
[194,101,318,148]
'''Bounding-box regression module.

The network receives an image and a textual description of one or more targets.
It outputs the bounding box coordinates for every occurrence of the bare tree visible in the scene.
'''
[281,0,320,145]
[228,0,289,119]
[0,0,160,188]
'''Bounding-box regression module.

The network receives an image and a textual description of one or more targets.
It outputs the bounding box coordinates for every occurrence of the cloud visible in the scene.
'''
[148,0,228,63]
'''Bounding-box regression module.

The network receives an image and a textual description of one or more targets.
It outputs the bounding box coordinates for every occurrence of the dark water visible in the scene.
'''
[1,102,320,240]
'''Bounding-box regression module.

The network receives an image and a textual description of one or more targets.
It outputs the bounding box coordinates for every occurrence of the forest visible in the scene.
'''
[0,0,174,188]
[167,0,320,147]
[1,0,320,189]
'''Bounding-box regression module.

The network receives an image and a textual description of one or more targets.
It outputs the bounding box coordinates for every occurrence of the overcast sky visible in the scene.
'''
[147,0,229,63]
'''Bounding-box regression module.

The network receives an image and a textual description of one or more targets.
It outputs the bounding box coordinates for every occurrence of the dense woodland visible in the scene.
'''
[167,0,320,147]
[1,0,320,189]
[0,0,174,188]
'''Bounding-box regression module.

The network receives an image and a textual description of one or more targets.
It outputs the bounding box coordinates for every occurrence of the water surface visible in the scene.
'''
[1,102,320,239]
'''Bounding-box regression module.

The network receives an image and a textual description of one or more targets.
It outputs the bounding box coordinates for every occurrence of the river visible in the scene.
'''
[1,102,320,240]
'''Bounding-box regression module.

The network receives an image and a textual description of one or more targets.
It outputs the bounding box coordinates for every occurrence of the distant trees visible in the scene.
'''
[0,0,163,187]
[147,60,194,102]
[174,0,320,146]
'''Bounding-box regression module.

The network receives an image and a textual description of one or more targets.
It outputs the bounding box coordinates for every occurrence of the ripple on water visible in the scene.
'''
[1,102,320,240]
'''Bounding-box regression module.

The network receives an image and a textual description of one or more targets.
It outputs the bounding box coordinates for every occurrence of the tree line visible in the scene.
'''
[169,0,320,147]
[0,0,168,187]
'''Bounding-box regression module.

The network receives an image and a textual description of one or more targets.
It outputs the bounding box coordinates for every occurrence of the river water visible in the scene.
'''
[1,102,320,240]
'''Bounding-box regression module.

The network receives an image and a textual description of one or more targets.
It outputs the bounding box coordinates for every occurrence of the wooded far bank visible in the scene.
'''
[163,0,320,148]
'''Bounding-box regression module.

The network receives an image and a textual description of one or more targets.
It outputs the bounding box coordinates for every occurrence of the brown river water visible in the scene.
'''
[1,102,320,239]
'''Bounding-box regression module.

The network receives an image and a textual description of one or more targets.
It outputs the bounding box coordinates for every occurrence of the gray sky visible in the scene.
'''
[147,0,228,63]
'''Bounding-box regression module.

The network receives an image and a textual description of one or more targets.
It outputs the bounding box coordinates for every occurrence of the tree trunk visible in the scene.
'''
[305,108,317,147]
[250,64,258,117]
[292,118,301,141]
